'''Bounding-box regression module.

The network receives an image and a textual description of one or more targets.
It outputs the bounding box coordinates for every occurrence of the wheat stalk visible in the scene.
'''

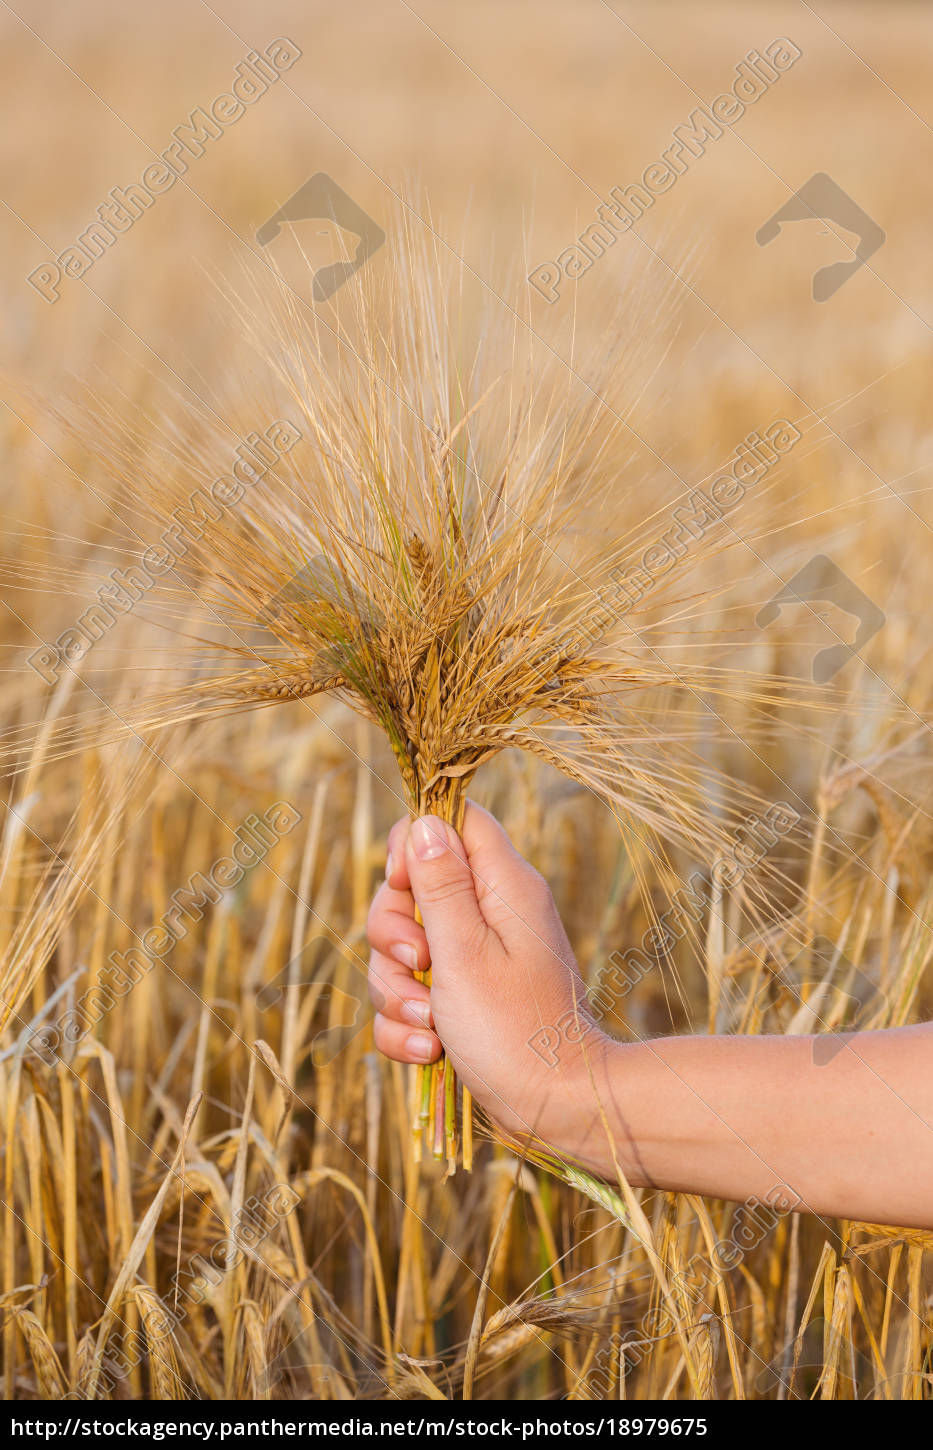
[20,204,824,1175]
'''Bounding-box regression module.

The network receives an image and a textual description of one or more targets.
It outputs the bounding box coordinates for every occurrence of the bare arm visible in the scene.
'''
[367,804,933,1230]
[572,1025,933,1226]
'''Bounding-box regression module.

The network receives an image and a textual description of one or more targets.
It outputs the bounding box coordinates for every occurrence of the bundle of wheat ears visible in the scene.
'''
[22,208,824,1180]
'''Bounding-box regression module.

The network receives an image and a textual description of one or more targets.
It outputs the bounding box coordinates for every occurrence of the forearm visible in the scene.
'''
[372,808,933,1228]
[568,1024,933,1228]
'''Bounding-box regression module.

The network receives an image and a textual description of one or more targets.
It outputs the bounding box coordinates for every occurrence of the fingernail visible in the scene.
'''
[385,851,394,880]
[402,999,433,1028]
[390,942,419,971]
[411,816,449,861]
[405,1031,436,1061]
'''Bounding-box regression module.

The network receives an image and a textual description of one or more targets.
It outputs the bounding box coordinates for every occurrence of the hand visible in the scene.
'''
[366,803,933,1228]
[366,801,613,1154]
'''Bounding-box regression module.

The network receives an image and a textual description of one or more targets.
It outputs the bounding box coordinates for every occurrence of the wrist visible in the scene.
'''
[548,1031,637,1182]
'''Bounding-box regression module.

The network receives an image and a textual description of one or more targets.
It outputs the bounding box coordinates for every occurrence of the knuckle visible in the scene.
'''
[419,872,473,910]
[415,862,455,897]
[369,976,391,1016]
[457,917,490,965]
[523,864,552,901]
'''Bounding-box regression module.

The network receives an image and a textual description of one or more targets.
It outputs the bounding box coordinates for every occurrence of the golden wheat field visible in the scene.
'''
[2,0,933,1410]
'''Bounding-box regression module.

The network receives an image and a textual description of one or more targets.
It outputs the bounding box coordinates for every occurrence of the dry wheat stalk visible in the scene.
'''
[19,205,821,1177]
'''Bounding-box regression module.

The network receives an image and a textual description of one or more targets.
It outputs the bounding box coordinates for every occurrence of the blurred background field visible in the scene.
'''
[2,0,933,1402]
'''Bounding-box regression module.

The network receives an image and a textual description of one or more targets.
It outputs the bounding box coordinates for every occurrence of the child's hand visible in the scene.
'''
[366,801,610,1149]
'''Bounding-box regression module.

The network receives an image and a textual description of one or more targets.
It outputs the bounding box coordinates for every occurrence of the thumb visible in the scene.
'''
[405,815,488,966]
